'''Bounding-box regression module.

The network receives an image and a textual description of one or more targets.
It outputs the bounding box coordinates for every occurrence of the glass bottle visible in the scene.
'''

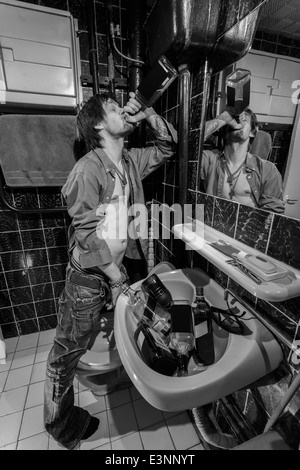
[192,286,215,366]
[168,304,195,377]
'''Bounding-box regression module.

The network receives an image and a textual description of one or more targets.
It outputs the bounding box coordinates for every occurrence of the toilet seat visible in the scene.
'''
[79,348,121,370]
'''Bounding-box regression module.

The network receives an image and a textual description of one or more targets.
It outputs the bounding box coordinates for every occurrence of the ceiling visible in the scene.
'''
[258,0,300,39]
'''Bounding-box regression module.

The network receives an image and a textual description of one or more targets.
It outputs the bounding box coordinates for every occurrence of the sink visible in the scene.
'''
[114,266,283,412]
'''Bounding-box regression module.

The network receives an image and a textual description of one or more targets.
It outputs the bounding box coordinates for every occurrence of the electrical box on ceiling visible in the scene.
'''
[0,0,82,114]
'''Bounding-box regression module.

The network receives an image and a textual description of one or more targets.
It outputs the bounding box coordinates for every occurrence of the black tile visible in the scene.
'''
[47,247,69,265]
[21,230,46,250]
[38,315,58,331]
[0,307,14,325]
[0,273,6,291]
[17,319,39,336]
[10,286,33,306]
[0,232,22,253]
[13,303,36,322]
[42,213,67,229]
[197,192,214,227]
[1,251,26,272]
[28,266,51,286]
[44,228,68,248]
[213,197,238,237]
[268,215,300,270]
[32,283,54,302]
[24,249,48,268]
[235,205,273,252]
[256,299,297,345]
[17,213,42,231]
[5,270,30,289]
[0,212,18,232]
[1,322,18,339]
[0,290,11,309]
[12,189,39,210]
[35,299,57,318]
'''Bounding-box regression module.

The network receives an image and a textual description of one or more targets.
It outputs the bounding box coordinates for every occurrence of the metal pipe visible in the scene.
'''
[178,64,191,209]
[196,59,213,192]
[86,0,99,95]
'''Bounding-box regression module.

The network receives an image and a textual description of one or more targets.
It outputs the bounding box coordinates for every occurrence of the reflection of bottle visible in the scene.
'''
[169,305,195,377]
[193,287,215,366]
[134,322,178,376]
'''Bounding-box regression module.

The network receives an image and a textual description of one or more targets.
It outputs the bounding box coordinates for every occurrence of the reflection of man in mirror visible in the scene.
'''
[201,109,285,213]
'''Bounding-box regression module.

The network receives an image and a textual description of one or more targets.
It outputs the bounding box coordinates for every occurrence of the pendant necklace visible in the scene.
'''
[224,159,246,199]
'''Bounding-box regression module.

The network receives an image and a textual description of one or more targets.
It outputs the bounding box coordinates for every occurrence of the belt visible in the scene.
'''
[70,270,107,290]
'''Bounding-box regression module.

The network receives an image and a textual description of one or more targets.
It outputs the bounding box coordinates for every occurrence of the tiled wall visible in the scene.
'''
[150,22,300,449]
[0,0,129,338]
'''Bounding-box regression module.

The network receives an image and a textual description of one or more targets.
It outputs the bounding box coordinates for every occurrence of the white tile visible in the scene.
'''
[17,431,49,450]
[11,347,36,370]
[107,402,138,441]
[0,352,14,372]
[30,361,47,384]
[17,332,39,351]
[48,436,68,451]
[189,443,205,450]
[25,381,45,409]
[166,412,200,450]
[93,442,112,450]
[79,410,110,450]
[0,442,17,450]
[19,404,44,440]
[133,398,165,430]
[105,388,131,409]
[38,329,56,347]
[111,432,144,450]
[0,385,28,417]
[78,389,106,415]
[5,337,18,354]
[0,371,8,392]
[140,421,175,450]
[0,411,23,446]
[35,344,51,364]
[4,365,33,391]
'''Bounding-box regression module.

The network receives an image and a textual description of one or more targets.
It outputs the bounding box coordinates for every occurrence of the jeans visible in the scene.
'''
[44,263,111,450]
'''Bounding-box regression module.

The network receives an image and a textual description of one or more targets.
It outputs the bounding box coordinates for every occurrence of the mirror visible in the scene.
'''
[199,1,300,220]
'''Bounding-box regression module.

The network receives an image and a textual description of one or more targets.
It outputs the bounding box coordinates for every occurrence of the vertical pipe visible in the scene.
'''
[86,0,99,95]
[178,64,191,209]
[196,60,213,191]
[106,0,116,97]
[127,0,146,147]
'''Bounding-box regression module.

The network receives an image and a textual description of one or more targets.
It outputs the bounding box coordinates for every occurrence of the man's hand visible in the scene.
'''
[221,110,246,130]
[123,92,147,125]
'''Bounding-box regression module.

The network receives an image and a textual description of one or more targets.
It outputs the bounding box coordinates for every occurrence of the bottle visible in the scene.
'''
[192,286,215,366]
[134,322,178,376]
[168,304,195,377]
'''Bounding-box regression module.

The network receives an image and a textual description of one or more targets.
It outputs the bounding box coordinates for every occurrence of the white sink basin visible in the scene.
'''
[115,267,283,412]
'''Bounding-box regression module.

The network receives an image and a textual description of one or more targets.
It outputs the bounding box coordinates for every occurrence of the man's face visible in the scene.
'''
[98,99,134,138]
[225,112,254,145]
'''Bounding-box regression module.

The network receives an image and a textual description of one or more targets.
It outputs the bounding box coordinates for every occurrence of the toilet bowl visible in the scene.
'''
[75,309,131,396]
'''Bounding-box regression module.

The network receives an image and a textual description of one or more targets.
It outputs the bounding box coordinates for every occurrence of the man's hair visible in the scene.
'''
[76,93,116,151]
[245,108,259,142]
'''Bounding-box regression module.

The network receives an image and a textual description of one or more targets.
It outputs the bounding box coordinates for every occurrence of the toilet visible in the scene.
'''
[75,309,131,396]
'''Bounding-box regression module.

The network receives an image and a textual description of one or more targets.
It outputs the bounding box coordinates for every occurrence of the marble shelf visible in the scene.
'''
[173,222,300,302]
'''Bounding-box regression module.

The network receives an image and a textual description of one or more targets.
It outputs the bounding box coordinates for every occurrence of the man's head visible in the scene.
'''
[77,93,134,151]
[223,108,259,147]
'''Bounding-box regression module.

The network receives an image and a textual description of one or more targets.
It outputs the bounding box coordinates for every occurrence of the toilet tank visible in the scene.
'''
[144,0,262,72]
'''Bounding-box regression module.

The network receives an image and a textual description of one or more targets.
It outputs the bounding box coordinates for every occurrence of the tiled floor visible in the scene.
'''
[0,330,204,451]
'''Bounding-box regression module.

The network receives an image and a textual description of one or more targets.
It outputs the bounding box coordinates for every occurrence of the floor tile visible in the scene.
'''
[25,381,44,408]
[0,371,8,392]
[105,387,131,409]
[35,344,51,364]
[133,397,165,430]
[78,389,106,415]
[0,411,23,446]
[0,442,17,450]
[0,385,28,417]
[17,332,39,351]
[11,347,36,370]
[19,404,44,440]
[93,442,112,450]
[38,329,56,347]
[0,352,14,372]
[166,412,200,450]
[4,337,18,354]
[111,432,144,450]
[189,443,205,450]
[79,410,110,450]
[140,421,175,450]
[107,402,138,441]
[4,365,33,391]
[30,361,46,384]
[17,431,49,450]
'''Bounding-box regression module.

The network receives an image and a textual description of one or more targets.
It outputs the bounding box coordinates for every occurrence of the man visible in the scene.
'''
[201,108,285,213]
[44,92,177,450]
